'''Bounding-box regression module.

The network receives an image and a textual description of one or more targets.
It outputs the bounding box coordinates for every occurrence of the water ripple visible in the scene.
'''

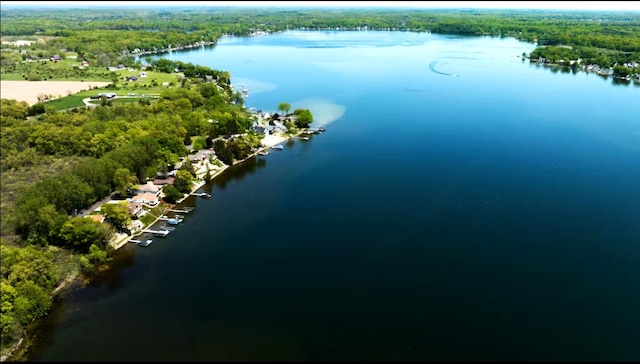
[429,61,459,77]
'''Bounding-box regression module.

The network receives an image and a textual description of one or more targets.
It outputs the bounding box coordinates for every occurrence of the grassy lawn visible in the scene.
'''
[138,202,168,227]
[47,90,162,110]
[114,69,182,87]
[39,69,181,109]
[45,95,90,109]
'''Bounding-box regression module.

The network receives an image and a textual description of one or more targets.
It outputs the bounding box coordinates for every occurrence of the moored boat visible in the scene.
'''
[137,239,153,247]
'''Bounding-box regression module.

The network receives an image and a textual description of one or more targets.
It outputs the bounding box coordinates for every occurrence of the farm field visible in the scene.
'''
[0,80,110,105]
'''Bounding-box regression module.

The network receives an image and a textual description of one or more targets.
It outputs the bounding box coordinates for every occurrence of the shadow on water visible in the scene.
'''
[18,245,138,362]
[210,156,267,190]
[612,77,633,87]
[84,244,137,289]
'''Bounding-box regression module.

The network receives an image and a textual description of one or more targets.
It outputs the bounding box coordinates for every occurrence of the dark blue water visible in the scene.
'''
[28,31,640,361]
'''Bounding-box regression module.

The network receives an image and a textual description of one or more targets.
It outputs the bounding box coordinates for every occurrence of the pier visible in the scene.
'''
[304,127,325,134]
[168,209,192,213]
[143,229,170,237]
[190,192,211,198]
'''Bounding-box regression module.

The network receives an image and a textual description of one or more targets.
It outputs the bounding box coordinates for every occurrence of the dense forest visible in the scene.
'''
[1,5,639,360]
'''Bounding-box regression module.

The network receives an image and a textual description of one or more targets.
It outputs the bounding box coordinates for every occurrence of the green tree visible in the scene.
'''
[293,108,313,128]
[278,102,291,115]
[174,169,195,194]
[11,197,67,246]
[12,280,51,325]
[1,281,21,346]
[613,64,632,77]
[213,139,234,165]
[59,216,112,252]
[162,184,183,204]
[183,132,192,146]
[86,243,110,266]
[100,202,132,233]
[180,158,196,177]
[192,137,207,152]
[204,165,213,183]
[113,168,138,197]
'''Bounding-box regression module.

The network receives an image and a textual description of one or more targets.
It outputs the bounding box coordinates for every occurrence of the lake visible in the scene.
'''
[27,30,640,361]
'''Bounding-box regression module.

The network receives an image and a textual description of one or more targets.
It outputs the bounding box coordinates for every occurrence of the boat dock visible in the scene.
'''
[168,209,191,213]
[190,192,211,198]
[143,229,170,237]
[137,239,153,247]
[304,127,325,134]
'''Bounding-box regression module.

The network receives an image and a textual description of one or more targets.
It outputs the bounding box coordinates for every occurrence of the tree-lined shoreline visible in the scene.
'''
[2,6,639,77]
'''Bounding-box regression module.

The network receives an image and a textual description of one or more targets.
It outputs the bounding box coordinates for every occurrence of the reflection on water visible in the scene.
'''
[212,157,267,190]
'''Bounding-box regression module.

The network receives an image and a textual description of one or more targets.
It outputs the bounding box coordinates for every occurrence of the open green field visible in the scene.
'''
[40,69,181,109]
[1,57,114,82]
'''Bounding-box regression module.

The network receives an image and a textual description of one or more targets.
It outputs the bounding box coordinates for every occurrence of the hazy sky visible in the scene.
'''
[2,1,640,11]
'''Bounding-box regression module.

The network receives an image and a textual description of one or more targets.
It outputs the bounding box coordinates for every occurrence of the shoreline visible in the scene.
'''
[0,128,309,362]
[109,164,228,251]
[109,129,301,251]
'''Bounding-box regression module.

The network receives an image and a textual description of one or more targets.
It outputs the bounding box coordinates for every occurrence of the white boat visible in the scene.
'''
[152,229,170,237]
[257,151,269,156]
[137,239,153,247]
[271,145,283,150]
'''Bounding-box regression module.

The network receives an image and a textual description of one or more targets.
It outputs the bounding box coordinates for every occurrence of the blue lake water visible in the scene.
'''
[28,31,640,361]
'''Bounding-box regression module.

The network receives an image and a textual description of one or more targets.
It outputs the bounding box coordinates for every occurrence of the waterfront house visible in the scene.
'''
[50,54,62,61]
[126,76,138,82]
[152,176,176,186]
[139,72,148,77]
[253,125,269,135]
[130,192,159,206]
[127,202,144,217]
[136,181,161,196]
[272,123,287,134]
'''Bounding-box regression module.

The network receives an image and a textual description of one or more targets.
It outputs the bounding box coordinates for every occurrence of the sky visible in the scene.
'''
[2,1,640,11]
